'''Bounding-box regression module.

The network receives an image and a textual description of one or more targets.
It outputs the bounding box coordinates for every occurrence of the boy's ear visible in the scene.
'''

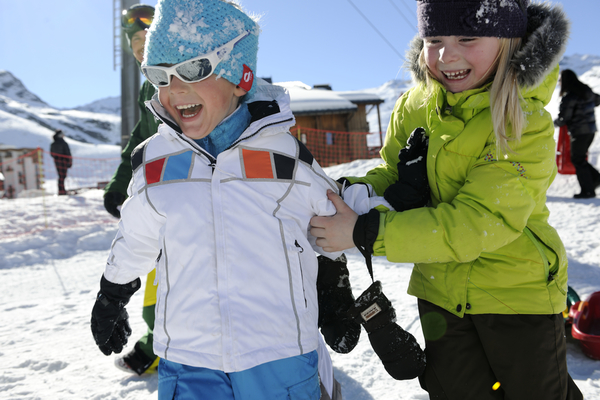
[234,85,248,98]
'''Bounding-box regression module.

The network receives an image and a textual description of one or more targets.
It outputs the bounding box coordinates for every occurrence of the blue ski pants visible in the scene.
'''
[158,350,320,400]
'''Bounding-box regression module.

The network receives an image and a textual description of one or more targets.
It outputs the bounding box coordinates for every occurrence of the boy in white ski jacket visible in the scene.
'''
[125,79,339,371]
[91,1,346,398]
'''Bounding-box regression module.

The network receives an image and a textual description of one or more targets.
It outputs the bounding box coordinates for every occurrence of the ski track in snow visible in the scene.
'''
[1,170,600,399]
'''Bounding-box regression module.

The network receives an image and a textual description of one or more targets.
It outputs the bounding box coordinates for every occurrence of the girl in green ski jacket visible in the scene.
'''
[311,1,583,399]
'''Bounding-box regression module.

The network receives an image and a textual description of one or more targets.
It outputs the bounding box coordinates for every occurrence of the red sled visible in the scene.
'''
[556,125,576,175]
[570,291,600,360]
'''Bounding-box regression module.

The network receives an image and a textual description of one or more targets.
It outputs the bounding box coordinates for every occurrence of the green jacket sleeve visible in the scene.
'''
[104,80,159,197]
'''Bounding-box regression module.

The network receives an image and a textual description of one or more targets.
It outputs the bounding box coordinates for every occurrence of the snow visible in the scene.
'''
[2,157,600,399]
[0,70,121,146]
[2,55,600,399]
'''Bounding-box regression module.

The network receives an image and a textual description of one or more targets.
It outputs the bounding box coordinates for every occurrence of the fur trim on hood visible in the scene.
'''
[405,2,570,89]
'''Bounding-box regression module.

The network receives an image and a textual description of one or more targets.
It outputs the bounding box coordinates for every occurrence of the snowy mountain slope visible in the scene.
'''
[73,96,121,115]
[0,71,120,145]
[559,54,600,78]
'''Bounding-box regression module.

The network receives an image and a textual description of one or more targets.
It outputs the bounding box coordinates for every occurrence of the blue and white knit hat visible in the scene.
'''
[144,0,260,95]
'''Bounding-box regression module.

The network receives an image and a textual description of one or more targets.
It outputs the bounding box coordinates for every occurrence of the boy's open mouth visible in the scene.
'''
[177,104,202,118]
[443,69,470,80]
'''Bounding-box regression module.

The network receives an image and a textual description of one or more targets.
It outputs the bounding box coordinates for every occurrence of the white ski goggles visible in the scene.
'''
[141,31,249,87]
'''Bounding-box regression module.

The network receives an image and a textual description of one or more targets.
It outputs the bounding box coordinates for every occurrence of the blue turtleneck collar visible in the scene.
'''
[193,102,252,157]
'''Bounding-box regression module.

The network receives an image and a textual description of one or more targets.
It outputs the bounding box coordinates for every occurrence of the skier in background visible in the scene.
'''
[103,3,160,376]
[554,68,600,198]
[50,129,71,195]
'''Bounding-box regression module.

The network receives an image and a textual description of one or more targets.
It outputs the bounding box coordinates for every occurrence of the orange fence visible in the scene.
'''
[290,126,382,167]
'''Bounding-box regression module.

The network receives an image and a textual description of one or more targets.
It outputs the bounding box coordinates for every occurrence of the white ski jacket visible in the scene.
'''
[104,82,341,373]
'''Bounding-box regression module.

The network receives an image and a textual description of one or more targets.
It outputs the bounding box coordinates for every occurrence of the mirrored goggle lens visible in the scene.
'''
[122,6,154,29]
[143,59,213,87]
[143,68,170,87]
[176,59,213,82]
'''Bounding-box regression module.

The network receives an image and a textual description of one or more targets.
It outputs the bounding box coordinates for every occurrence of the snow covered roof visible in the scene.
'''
[275,81,383,115]
[336,90,385,105]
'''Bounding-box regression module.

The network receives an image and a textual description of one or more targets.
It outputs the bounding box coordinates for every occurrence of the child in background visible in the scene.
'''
[311,1,584,399]
[91,0,342,398]
[105,3,161,376]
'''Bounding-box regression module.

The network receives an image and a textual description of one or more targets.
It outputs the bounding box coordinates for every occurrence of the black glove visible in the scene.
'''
[348,281,426,380]
[104,191,126,219]
[91,275,141,356]
[384,127,430,212]
[317,254,361,354]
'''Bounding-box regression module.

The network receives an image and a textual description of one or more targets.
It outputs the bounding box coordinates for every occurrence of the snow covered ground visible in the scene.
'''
[1,151,600,399]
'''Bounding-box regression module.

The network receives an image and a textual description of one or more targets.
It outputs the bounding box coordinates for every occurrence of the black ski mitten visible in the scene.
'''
[104,191,126,219]
[91,275,141,356]
[317,254,361,354]
[384,127,430,212]
[348,281,426,380]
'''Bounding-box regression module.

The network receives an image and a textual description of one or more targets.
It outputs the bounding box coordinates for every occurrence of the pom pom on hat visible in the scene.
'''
[144,0,259,96]
[417,0,529,39]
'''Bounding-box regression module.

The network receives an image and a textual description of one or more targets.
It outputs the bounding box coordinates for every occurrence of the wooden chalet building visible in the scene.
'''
[277,81,384,167]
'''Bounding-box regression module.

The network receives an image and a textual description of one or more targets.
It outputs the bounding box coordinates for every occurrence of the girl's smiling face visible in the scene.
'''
[423,36,501,93]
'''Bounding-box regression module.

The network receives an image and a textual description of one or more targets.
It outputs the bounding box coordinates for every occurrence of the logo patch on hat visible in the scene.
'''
[239,64,254,92]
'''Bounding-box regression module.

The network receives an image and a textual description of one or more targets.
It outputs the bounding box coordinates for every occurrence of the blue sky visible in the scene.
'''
[1,0,598,109]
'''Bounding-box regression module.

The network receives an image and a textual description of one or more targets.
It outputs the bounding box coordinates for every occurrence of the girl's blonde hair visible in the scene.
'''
[418,38,524,155]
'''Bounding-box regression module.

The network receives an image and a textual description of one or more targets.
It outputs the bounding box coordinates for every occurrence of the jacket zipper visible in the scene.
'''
[523,227,552,281]
[295,240,307,307]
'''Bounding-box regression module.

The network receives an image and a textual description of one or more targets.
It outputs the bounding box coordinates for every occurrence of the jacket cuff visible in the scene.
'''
[100,274,142,303]
[352,209,381,255]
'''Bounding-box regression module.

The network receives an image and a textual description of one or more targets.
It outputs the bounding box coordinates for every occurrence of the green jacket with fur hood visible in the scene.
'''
[345,3,570,317]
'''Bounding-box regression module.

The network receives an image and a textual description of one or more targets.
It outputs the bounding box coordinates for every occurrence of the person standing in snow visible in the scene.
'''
[89,1,390,398]
[311,1,584,399]
[102,3,161,376]
[50,129,71,195]
[554,69,600,199]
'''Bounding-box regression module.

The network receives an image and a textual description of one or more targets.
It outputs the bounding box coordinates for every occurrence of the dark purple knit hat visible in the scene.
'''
[417,0,529,38]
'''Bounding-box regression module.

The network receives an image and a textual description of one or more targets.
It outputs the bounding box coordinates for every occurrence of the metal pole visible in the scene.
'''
[376,104,383,147]
[120,0,141,149]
